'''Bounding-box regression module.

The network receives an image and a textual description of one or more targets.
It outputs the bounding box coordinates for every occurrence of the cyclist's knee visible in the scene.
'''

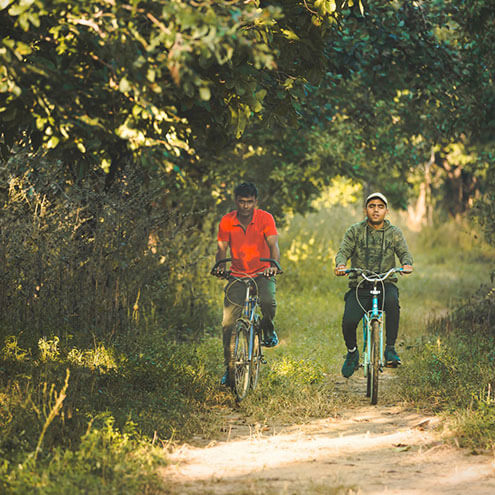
[342,317,361,333]
[260,299,276,318]
[222,304,241,328]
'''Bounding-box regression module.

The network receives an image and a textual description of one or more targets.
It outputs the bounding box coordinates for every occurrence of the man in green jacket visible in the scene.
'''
[335,192,413,378]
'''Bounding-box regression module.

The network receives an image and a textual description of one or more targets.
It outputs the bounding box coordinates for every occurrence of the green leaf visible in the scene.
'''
[101,158,111,174]
[8,0,34,16]
[199,86,211,101]
[358,0,364,15]
[119,77,131,93]
[0,0,13,10]
[46,136,60,149]
[281,28,300,41]
[15,41,32,55]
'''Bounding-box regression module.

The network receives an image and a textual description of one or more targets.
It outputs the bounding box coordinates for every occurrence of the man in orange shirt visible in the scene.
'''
[214,182,281,385]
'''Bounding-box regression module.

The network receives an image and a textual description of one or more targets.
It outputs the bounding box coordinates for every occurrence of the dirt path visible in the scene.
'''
[162,371,495,494]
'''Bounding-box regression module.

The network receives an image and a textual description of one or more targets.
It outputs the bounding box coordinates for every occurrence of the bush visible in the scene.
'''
[0,155,227,493]
[0,414,165,495]
[0,155,218,346]
[398,285,495,448]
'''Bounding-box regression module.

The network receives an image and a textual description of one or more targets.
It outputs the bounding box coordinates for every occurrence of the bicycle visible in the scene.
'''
[345,267,404,405]
[211,257,282,402]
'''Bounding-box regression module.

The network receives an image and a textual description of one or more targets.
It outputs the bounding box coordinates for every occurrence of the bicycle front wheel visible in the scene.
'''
[250,318,262,390]
[228,320,251,402]
[370,320,380,405]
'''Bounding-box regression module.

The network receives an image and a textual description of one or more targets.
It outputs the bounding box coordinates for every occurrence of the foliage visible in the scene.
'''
[2,0,494,230]
[0,328,228,492]
[0,152,217,342]
[472,166,495,243]
[263,0,495,218]
[0,0,351,180]
[398,285,495,448]
[1,414,165,494]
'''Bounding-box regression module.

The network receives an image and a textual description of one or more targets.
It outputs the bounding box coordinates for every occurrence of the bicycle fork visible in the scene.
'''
[363,289,385,370]
[237,287,265,365]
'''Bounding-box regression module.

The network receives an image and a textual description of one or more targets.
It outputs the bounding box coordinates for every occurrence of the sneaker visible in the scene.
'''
[385,346,401,367]
[342,348,359,378]
[262,330,279,348]
[220,368,229,386]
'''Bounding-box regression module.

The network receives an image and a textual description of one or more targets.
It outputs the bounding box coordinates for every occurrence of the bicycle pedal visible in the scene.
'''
[261,358,267,364]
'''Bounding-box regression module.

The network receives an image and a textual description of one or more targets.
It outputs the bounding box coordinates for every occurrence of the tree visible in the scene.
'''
[0,0,351,185]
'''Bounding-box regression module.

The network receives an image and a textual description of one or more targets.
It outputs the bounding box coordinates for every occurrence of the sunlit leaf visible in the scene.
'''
[199,86,211,101]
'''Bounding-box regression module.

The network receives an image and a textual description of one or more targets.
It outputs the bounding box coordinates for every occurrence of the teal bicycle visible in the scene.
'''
[211,258,282,402]
[345,267,404,405]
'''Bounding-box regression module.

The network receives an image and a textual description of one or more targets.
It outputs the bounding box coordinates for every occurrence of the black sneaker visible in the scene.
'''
[342,348,359,378]
[262,330,279,348]
[385,346,401,367]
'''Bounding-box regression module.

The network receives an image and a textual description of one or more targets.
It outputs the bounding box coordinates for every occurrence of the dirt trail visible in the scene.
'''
[162,371,495,494]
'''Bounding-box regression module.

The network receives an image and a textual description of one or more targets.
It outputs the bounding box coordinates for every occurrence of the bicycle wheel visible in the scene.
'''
[250,318,262,390]
[228,320,251,401]
[370,320,380,405]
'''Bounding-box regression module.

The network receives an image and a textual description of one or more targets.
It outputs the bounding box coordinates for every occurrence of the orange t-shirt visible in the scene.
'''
[217,209,278,276]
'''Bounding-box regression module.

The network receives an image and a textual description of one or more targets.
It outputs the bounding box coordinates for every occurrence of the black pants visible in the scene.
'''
[342,284,400,350]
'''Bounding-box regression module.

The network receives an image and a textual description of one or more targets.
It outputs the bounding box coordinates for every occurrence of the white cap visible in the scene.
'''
[366,192,388,207]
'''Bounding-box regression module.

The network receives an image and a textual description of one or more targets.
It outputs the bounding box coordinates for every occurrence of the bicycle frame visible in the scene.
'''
[237,279,262,365]
[362,285,385,373]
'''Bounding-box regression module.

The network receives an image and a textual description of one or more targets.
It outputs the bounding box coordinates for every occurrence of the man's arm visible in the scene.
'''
[264,234,280,276]
[394,229,413,274]
[334,226,355,276]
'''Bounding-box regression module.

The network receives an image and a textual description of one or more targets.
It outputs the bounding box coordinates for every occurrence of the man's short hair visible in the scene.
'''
[234,182,258,198]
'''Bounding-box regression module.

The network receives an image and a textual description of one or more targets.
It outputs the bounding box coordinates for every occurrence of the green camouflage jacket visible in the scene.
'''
[335,219,413,287]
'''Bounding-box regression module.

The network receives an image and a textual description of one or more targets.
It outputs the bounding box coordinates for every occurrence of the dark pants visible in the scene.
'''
[342,284,400,350]
[222,276,276,366]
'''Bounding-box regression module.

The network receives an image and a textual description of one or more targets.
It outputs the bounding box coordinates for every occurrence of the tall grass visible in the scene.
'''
[390,216,495,447]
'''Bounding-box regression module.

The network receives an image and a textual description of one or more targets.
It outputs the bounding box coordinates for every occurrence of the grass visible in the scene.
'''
[0,332,229,493]
[396,284,495,449]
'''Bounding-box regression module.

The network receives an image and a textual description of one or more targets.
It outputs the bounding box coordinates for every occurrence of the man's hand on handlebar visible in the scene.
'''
[212,263,226,277]
[263,265,278,277]
[401,264,413,274]
[335,264,347,276]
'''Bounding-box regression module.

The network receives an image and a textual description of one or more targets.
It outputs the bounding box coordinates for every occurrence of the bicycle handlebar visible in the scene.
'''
[260,258,283,273]
[210,257,283,278]
[344,267,404,282]
[210,258,232,277]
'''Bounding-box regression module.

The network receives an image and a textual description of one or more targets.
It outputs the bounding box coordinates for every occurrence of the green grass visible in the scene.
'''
[396,284,495,449]
[0,332,229,493]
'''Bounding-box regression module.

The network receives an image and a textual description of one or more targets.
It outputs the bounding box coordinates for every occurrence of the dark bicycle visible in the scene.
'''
[211,258,282,402]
